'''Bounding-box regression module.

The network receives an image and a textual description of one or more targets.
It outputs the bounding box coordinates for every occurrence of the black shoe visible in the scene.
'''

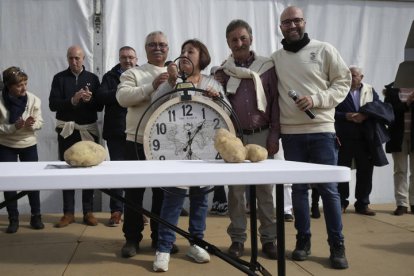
[30,214,45,229]
[329,241,349,269]
[151,240,179,254]
[180,209,189,216]
[262,242,277,259]
[393,206,408,216]
[6,217,19,234]
[284,213,294,222]
[228,242,244,258]
[121,241,139,258]
[292,235,311,261]
[355,206,376,216]
[311,204,320,219]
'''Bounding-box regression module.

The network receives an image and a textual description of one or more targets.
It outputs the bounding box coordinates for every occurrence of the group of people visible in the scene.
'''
[2,4,414,273]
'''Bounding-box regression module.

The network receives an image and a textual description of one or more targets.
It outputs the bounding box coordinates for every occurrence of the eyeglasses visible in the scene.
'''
[12,68,25,75]
[146,42,168,50]
[281,18,304,27]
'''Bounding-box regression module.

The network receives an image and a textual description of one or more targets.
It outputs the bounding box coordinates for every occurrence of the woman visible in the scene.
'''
[0,67,44,233]
[152,39,228,272]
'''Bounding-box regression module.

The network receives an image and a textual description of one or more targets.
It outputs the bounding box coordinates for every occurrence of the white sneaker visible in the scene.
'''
[153,251,170,272]
[186,245,210,263]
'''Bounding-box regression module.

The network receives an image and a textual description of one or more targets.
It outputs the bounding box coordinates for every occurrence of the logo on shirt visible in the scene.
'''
[310,52,316,61]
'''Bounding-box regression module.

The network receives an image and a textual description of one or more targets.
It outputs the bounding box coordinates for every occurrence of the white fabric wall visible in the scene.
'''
[1,0,413,213]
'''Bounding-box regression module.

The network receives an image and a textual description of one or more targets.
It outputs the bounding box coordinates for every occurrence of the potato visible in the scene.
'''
[64,141,107,167]
[245,144,268,162]
[214,128,247,163]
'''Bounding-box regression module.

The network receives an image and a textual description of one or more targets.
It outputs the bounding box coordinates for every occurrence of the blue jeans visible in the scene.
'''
[0,144,41,217]
[281,133,344,244]
[158,187,209,253]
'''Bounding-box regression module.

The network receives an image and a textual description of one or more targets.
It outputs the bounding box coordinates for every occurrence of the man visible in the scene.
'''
[271,6,351,269]
[95,46,138,226]
[116,31,178,257]
[49,45,103,228]
[384,83,414,216]
[216,19,279,260]
[335,66,380,216]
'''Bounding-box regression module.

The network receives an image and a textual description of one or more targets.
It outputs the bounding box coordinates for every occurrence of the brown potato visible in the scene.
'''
[214,128,246,163]
[64,141,107,167]
[245,144,268,162]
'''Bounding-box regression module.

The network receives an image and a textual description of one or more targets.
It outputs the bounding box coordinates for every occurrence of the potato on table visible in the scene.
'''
[64,141,107,167]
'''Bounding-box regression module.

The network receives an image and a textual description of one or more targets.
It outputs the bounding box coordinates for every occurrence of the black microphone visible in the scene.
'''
[288,90,316,119]
[164,61,172,66]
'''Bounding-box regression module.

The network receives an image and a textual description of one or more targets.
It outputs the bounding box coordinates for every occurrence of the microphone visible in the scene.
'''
[288,90,316,119]
[164,61,172,66]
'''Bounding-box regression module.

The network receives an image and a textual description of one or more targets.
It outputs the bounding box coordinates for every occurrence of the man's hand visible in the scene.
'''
[267,141,279,156]
[80,86,92,102]
[346,112,367,123]
[167,63,178,86]
[72,87,91,105]
[152,72,169,90]
[296,95,314,111]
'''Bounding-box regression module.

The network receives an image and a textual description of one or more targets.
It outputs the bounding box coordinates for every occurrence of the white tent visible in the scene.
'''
[1,0,413,213]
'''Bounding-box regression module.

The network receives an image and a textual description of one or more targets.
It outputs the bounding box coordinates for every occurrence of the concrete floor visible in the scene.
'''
[0,203,413,276]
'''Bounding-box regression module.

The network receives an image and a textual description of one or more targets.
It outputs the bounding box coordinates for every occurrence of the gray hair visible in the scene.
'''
[145,31,168,45]
[349,65,363,74]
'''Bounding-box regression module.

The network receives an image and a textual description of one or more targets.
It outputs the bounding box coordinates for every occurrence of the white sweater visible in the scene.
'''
[116,63,167,143]
[271,39,351,134]
[0,91,43,148]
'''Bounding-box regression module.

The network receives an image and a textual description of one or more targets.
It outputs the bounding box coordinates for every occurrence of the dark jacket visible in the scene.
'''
[359,101,394,166]
[335,86,380,139]
[95,64,126,140]
[384,83,414,153]
[49,66,102,124]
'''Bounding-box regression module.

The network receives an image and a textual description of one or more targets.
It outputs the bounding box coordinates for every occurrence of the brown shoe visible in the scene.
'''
[393,206,408,216]
[55,213,75,228]
[355,206,376,216]
[83,212,98,226]
[262,241,278,260]
[108,211,122,226]
[228,242,244,258]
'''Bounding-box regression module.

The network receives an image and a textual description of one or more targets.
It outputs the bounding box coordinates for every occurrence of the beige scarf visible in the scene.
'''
[222,53,274,112]
[56,119,99,141]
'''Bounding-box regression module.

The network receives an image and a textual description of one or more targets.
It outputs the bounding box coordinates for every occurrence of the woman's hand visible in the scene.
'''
[205,86,220,98]
[14,117,25,129]
[24,116,36,127]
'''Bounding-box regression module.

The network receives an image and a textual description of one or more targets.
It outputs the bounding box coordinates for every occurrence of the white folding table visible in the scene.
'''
[0,159,350,276]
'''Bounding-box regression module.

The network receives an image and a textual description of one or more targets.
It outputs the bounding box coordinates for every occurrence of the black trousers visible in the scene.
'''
[57,129,98,214]
[122,141,164,243]
[337,138,374,209]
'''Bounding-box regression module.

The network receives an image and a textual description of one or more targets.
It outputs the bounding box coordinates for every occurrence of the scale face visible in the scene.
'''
[144,95,235,160]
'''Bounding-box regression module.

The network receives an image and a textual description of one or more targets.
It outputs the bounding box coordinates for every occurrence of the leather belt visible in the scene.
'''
[242,125,269,135]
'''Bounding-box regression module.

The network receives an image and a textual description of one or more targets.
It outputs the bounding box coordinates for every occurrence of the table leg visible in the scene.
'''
[276,184,286,276]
